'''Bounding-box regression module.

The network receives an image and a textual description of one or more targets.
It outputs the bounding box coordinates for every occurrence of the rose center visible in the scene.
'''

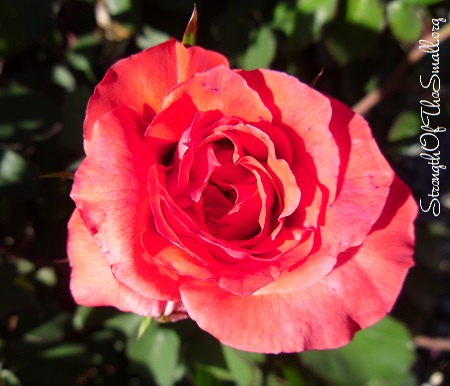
[209,181,237,205]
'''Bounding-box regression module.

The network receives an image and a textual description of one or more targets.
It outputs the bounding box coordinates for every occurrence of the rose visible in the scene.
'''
[68,39,417,353]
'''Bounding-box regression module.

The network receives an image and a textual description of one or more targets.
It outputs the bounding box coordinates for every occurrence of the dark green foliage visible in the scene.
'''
[1,0,450,385]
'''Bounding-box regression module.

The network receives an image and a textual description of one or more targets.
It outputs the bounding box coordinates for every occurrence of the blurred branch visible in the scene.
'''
[38,171,74,180]
[95,0,113,35]
[95,0,130,41]
[415,335,450,351]
[352,22,450,116]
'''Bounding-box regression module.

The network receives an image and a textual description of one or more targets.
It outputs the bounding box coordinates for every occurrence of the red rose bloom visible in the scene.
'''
[68,39,417,353]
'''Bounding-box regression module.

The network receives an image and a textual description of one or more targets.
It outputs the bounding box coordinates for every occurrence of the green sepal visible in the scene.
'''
[182,4,198,47]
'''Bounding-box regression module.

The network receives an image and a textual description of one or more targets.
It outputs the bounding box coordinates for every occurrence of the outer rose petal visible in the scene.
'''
[180,178,416,353]
[71,105,180,301]
[237,69,396,292]
[84,39,229,150]
[331,177,416,327]
[162,66,272,123]
[237,69,340,203]
[239,70,392,246]
[68,209,186,319]
[320,98,393,253]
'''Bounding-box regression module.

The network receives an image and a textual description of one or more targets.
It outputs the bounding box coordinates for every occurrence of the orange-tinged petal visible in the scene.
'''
[237,69,340,204]
[162,66,272,123]
[68,210,185,317]
[322,98,394,253]
[71,105,180,301]
[180,177,416,353]
[84,39,229,152]
[327,177,416,327]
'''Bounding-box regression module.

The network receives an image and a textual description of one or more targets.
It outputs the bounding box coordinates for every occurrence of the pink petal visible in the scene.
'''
[84,39,229,152]
[162,66,272,123]
[68,210,185,317]
[327,176,416,327]
[237,69,340,204]
[180,177,416,353]
[71,105,180,301]
[321,98,394,253]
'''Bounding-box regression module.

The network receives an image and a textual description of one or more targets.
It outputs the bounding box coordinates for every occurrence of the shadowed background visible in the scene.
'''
[0,0,450,385]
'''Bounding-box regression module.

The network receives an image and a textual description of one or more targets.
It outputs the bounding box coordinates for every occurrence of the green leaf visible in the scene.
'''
[34,266,58,287]
[39,343,86,359]
[72,306,93,331]
[237,25,276,70]
[388,110,421,142]
[67,35,101,83]
[0,87,58,142]
[299,316,415,386]
[128,324,182,386]
[106,0,132,15]
[402,0,446,5]
[104,311,142,337]
[12,65,76,91]
[194,364,234,382]
[24,314,71,344]
[73,306,122,332]
[273,0,337,50]
[51,65,77,91]
[137,25,171,50]
[11,340,89,386]
[0,369,23,386]
[222,345,263,386]
[272,3,297,37]
[326,0,384,65]
[0,150,36,198]
[273,358,308,386]
[266,372,295,386]
[11,257,34,275]
[137,316,152,339]
[182,4,198,47]
[387,1,423,44]
[0,150,27,187]
[291,0,338,49]
[0,258,40,318]
[183,325,233,383]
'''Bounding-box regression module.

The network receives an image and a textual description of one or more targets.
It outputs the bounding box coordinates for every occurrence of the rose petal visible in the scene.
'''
[148,161,306,296]
[180,279,357,353]
[145,96,198,162]
[68,210,185,317]
[180,177,416,353]
[237,69,340,204]
[205,187,261,241]
[257,100,399,295]
[224,124,300,219]
[321,98,394,253]
[330,176,416,327]
[71,105,180,300]
[285,162,325,230]
[84,39,229,152]
[162,66,273,123]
